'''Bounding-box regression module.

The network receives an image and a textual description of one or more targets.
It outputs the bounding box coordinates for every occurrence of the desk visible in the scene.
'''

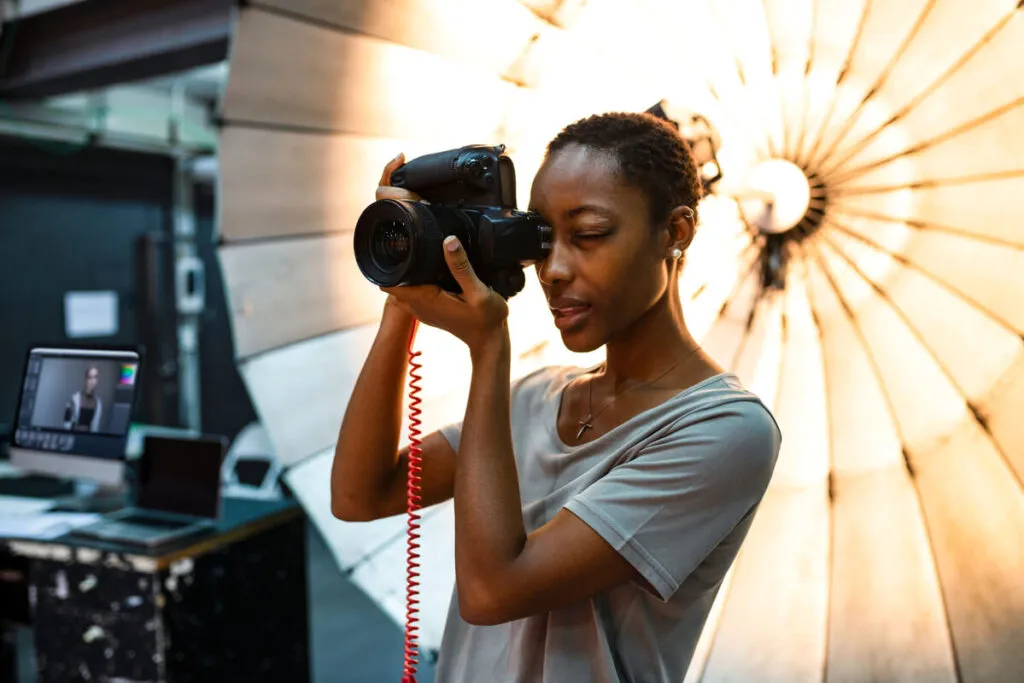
[2,496,309,683]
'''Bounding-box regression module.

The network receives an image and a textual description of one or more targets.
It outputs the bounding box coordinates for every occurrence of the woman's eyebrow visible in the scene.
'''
[565,205,615,219]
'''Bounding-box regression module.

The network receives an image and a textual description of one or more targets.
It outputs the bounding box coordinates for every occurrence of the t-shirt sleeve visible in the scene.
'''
[439,419,462,453]
[563,399,781,601]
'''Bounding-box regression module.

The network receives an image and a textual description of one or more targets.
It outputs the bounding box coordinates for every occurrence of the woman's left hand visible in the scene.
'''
[382,235,509,354]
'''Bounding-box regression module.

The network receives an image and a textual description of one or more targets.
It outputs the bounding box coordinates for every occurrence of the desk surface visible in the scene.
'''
[5,495,303,571]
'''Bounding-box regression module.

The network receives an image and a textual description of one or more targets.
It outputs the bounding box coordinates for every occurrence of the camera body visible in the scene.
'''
[353,144,551,299]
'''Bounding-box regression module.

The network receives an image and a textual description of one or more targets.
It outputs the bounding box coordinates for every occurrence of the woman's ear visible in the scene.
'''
[669,205,696,252]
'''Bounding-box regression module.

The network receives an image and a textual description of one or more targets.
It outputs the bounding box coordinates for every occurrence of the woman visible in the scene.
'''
[332,112,782,682]
[64,365,102,433]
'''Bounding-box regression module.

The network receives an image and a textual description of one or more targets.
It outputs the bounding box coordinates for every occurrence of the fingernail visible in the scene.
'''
[445,236,460,252]
[393,153,404,162]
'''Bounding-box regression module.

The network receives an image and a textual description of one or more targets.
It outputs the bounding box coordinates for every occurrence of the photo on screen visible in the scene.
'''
[28,356,137,436]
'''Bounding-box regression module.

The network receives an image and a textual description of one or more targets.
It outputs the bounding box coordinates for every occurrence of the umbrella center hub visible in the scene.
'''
[748,159,813,233]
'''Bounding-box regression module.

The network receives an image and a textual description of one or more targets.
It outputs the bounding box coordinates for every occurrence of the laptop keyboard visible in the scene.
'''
[117,514,194,530]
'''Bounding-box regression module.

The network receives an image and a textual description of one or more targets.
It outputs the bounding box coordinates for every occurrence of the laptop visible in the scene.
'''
[72,434,227,548]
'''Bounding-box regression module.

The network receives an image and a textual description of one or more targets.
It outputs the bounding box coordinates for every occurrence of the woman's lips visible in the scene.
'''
[551,304,591,331]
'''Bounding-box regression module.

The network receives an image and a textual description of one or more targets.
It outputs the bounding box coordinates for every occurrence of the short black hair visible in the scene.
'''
[545,111,703,226]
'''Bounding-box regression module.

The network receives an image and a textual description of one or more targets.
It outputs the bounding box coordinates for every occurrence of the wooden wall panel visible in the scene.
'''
[218,126,414,242]
[252,0,545,77]
[219,234,385,360]
[223,8,519,140]
[239,324,377,466]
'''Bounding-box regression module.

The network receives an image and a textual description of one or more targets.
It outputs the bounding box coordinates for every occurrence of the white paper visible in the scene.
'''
[64,290,118,338]
[0,495,56,516]
[0,512,101,540]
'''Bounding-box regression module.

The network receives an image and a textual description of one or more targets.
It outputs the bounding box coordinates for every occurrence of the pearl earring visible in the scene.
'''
[671,247,683,260]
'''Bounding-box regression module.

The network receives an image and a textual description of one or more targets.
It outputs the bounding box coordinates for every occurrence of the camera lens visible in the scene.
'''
[354,198,444,288]
[372,220,411,268]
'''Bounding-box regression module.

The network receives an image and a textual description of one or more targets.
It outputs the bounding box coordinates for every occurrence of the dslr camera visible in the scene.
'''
[353,144,552,299]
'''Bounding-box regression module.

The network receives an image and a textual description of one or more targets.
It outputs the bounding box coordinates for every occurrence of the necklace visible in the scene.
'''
[574,346,702,441]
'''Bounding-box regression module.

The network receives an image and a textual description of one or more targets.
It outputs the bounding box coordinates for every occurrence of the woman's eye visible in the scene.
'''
[576,232,609,240]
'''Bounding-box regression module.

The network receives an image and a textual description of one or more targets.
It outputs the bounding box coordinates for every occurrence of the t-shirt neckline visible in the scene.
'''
[549,366,735,451]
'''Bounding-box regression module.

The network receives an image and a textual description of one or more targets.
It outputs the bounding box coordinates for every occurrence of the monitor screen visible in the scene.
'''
[136,435,225,519]
[12,347,141,461]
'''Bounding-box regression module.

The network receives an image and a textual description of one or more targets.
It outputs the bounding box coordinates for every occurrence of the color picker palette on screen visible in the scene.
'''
[119,364,138,386]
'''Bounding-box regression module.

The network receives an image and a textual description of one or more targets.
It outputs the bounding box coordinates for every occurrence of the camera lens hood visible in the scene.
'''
[353,199,444,288]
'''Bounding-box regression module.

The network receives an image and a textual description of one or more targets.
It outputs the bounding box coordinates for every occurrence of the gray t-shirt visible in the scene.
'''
[435,364,782,683]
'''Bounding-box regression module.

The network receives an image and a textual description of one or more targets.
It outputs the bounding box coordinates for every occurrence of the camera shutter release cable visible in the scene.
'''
[403,317,424,683]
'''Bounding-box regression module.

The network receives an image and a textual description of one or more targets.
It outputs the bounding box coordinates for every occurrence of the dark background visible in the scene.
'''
[0,134,257,444]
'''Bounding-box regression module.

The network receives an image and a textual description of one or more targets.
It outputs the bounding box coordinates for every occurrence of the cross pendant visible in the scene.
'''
[576,417,593,441]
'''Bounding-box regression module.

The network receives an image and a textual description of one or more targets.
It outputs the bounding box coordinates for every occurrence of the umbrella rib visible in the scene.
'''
[805,236,911,462]
[799,0,873,170]
[828,168,1024,196]
[806,0,939,173]
[828,206,1024,251]
[822,217,1021,337]
[760,0,789,156]
[818,10,1017,176]
[715,248,763,322]
[727,271,772,374]
[688,239,760,307]
[818,225,1024,496]
[706,0,778,157]
[786,240,837,683]
[808,240,971,683]
[826,96,1024,185]
[790,0,819,161]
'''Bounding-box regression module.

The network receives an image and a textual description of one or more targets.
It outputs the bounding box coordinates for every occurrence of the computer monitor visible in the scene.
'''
[9,346,141,487]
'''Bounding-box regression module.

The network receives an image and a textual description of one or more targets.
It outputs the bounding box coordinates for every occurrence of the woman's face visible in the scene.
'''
[85,369,99,393]
[529,144,675,353]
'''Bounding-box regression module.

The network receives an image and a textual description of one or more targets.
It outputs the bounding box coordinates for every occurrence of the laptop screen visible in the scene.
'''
[13,347,141,460]
[136,435,225,519]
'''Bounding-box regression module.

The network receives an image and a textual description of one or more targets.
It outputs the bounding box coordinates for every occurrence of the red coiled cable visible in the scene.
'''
[402,319,423,683]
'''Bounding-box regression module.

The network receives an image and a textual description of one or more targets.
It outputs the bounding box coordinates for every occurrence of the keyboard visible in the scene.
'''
[0,474,74,498]
[116,514,193,530]
[72,512,213,547]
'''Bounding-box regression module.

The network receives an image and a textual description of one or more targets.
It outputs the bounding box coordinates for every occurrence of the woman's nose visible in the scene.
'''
[537,242,573,286]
